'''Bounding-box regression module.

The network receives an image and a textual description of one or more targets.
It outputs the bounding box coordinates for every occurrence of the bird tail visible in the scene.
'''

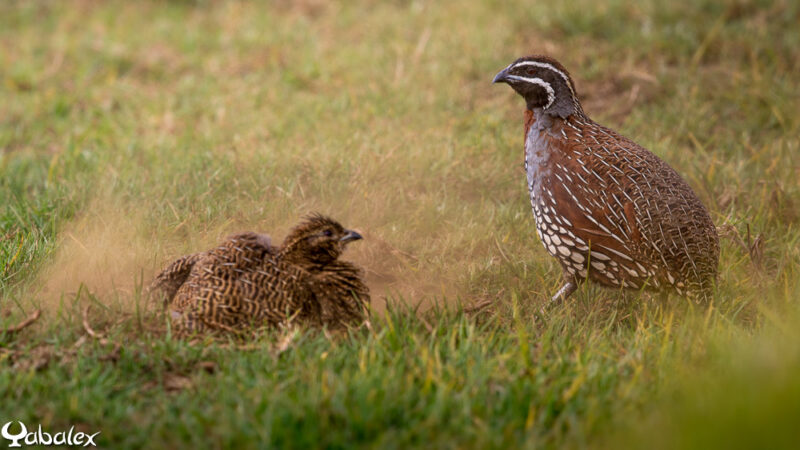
[148,253,204,306]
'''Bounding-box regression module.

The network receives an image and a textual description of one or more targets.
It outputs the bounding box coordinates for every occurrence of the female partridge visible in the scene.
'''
[493,56,719,301]
[150,215,370,335]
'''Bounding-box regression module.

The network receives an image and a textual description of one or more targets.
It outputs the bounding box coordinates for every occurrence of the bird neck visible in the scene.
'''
[525,90,587,123]
[531,108,556,129]
[527,104,588,132]
[277,249,330,272]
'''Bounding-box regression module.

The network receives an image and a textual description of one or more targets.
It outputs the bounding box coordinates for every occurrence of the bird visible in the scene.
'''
[493,55,719,302]
[149,215,370,336]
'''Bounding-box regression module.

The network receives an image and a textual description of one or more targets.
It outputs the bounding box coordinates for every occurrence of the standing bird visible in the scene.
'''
[493,56,719,301]
[150,215,369,336]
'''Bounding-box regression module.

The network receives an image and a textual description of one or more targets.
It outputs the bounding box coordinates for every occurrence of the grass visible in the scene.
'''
[1,0,799,448]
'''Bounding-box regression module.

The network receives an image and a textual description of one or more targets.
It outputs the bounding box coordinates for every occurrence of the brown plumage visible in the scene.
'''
[494,55,719,301]
[148,252,205,306]
[149,215,370,336]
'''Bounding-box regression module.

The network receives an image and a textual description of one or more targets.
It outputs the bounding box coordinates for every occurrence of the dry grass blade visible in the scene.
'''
[361,318,373,332]
[163,373,193,392]
[745,224,765,270]
[82,305,104,339]
[494,237,511,263]
[373,236,419,262]
[274,326,300,356]
[2,309,42,335]
[82,305,117,347]
[418,314,434,333]
[360,299,373,332]
[12,345,53,372]
[718,224,765,270]
[464,299,495,314]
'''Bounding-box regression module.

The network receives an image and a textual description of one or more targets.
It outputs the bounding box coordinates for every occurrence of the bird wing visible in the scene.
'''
[543,131,659,287]
[169,231,278,333]
[310,261,370,328]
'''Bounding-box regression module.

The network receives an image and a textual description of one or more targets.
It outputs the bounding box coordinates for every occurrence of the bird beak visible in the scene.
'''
[340,230,363,243]
[493,67,510,84]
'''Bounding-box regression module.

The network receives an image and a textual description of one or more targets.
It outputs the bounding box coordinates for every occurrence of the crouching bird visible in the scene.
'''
[149,214,370,336]
[493,55,719,302]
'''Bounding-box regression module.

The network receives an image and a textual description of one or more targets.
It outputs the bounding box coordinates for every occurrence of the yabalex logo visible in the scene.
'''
[1,421,100,447]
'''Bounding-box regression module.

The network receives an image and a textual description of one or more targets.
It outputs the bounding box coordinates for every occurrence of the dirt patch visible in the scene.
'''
[26,195,432,325]
[31,201,157,315]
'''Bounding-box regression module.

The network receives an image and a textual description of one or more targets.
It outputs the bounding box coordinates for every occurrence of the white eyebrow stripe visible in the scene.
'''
[504,75,555,109]
[510,60,576,99]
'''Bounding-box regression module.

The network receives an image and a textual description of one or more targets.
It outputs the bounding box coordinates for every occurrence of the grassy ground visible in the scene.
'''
[1,0,799,448]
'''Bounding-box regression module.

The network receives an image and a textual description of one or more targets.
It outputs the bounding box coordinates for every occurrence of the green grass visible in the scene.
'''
[1,0,799,448]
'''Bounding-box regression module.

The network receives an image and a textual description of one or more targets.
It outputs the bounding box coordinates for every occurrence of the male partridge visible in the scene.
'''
[493,55,719,301]
[150,215,369,335]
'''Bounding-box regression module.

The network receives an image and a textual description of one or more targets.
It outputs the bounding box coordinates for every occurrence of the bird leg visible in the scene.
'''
[551,281,577,302]
[537,279,579,319]
[550,263,586,303]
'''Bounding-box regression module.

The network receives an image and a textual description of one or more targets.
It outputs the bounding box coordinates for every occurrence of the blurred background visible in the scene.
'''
[1,1,799,448]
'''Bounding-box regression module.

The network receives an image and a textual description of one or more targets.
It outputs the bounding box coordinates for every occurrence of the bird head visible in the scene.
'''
[493,55,581,118]
[280,214,363,268]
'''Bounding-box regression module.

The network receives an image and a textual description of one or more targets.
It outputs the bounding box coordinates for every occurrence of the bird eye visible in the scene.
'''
[526,68,535,75]
[322,229,333,237]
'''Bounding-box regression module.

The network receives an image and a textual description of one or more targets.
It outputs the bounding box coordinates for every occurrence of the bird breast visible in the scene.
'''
[524,111,560,200]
